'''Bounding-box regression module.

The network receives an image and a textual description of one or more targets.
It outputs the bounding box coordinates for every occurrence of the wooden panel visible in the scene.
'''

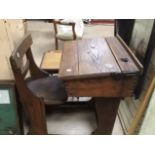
[93,97,120,134]
[59,38,123,80]
[59,41,79,78]
[64,76,137,97]
[77,38,121,77]
[116,35,143,72]
[0,20,14,81]
[59,37,141,81]
[106,37,139,74]
[0,19,25,81]
[40,50,62,70]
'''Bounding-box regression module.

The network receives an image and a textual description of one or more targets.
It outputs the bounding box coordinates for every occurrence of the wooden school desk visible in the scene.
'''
[59,35,143,134]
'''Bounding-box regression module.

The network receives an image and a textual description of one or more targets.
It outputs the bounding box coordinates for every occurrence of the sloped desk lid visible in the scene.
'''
[59,36,143,80]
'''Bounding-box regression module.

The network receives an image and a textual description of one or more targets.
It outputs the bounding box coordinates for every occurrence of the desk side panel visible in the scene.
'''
[64,76,137,97]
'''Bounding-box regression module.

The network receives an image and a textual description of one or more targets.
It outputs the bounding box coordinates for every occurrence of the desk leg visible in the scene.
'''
[93,98,121,135]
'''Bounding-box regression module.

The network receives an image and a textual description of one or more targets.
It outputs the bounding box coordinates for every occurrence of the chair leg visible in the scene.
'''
[28,100,48,135]
[55,38,58,50]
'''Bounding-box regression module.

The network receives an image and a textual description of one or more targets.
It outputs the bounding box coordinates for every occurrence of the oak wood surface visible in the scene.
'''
[77,38,121,76]
[59,37,141,81]
[59,38,123,80]
[106,37,139,74]
[59,41,79,78]
[40,50,62,70]
[116,34,143,73]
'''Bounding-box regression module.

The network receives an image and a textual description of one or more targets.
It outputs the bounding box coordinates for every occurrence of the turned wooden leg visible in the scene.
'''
[93,98,121,135]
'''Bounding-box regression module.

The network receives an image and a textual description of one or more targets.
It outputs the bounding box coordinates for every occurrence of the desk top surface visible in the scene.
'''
[59,36,143,80]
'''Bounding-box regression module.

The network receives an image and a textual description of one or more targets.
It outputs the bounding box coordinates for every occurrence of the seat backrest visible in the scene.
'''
[10,34,38,109]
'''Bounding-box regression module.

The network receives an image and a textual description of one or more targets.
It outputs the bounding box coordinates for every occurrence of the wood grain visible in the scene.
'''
[59,37,141,98]
[64,76,137,97]
[106,37,139,74]
[58,37,142,135]
[59,38,123,80]
[59,41,79,78]
[93,98,120,134]
[116,35,143,73]
[77,38,121,76]
[40,50,62,70]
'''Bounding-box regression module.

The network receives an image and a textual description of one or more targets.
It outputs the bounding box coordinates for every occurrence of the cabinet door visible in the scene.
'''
[0,84,20,135]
